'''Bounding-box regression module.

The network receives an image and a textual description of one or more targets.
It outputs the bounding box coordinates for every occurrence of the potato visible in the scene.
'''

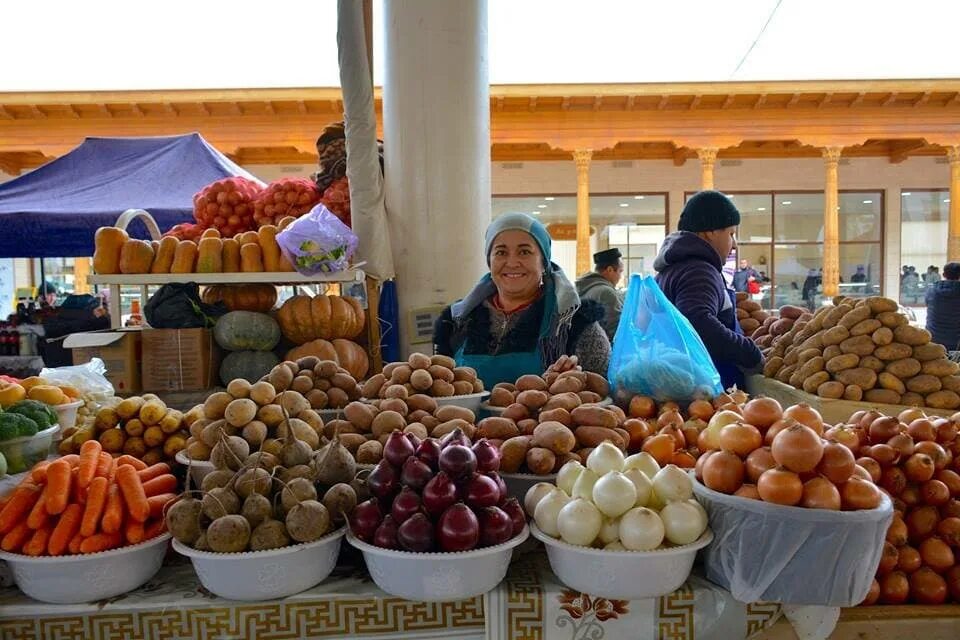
[403,423,429,440]
[140,400,168,426]
[838,305,873,330]
[864,389,902,405]
[803,371,831,394]
[223,398,257,428]
[775,364,797,384]
[796,334,825,353]
[431,380,456,397]
[241,420,268,446]
[427,365,454,384]
[578,391,603,405]
[407,394,438,414]
[822,304,853,329]
[163,434,188,458]
[922,359,960,377]
[849,318,882,337]
[142,425,165,448]
[365,410,403,438]
[452,366,478,383]
[779,305,805,320]
[98,428,126,453]
[866,297,899,314]
[925,390,960,410]
[877,371,907,395]
[885,358,922,379]
[548,376,584,395]
[277,390,310,417]
[518,419,538,436]
[839,335,876,357]
[116,397,145,420]
[763,356,784,378]
[526,447,557,475]
[502,403,530,422]
[477,417,520,440]
[574,426,625,449]
[539,407,573,427]
[874,343,913,361]
[408,369,433,392]
[871,327,894,346]
[517,390,550,410]
[124,418,145,438]
[515,375,547,392]
[584,372,609,397]
[876,311,909,329]
[268,365,294,392]
[784,349,800,367]
[532,421,577,455]
[204,392,233,420]
[941,375,960,394]
[361,374,386,399]
[406,353,431,370]
[894,325,932,347]
[788,370,805,390]
[489,387,515,407]
[859,356,885,373]
[257,404,285,428]
[335,433,368,454]
[571,406,619,429]
[430,354,456,369]
[843,385,863,401]
[906,375,941,395]
[543,392,582,413]
[798,357,826,379]
[499,436,531,473]
[835,367,877,390]
[326,387,350,409]
[344,402,376,431]
[356,439,383,463]
[825,353,859,373]
[816,381,845,399]
[900,392,925,407]
[435,405,475,423]
[123,436,147,458]
[431,418,475,439]
[421,415,441,430]
[795,348,821,366]
[913,343,947,362]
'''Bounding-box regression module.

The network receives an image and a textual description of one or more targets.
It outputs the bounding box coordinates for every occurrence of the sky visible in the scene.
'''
[2,0,958,92]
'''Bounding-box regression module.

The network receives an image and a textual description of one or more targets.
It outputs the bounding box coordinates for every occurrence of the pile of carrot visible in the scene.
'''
[0,440,175,556]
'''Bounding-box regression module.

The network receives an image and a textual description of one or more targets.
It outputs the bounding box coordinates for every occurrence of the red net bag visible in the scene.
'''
[320,176,351,228]
[192,177,263,236]
[162,222,204,242]
[252,177,322,227]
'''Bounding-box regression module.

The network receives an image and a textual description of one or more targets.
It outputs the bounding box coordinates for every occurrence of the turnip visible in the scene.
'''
[241,492,273,529]
[201,469,236,493]
[202,486,240,520]
[234,467,273,499]
[193,530,210,551]
[165,493,203,545]
[280,413,313,467]
[312,430,356,486]
[242,450,279,471]
[211,434,250,471]
[280,477,318,513]
[207,514,251,552]
[351,469,371,503]
[249,519,291,551]
[286,500,330,543]
[279,464,315,484]
[322,483,357,524]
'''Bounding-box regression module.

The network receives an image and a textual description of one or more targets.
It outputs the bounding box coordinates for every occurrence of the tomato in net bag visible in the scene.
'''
[320,176,352,228]
[252,177,322,227]
[192,177,263,236]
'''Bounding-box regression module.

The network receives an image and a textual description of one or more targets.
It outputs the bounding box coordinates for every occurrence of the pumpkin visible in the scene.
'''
[220,351,280,385]
[285,338,369,379]
[93,227,129,274]
[119,239,155,274]
[202,284,278,313]
[276,295,365,344]
[213,311,281,352]
[151,236,178,274]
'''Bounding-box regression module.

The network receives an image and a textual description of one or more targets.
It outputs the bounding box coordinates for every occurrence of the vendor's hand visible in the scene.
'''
[546,355,581,374]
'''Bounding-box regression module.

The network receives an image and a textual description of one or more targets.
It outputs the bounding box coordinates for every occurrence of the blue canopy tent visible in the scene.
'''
[0,134,263,258]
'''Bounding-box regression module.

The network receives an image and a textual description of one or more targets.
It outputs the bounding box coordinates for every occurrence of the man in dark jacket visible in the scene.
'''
[576,248,624,342]
[732,259,761,293]
[926,262,960,351]
[654,190,763,389]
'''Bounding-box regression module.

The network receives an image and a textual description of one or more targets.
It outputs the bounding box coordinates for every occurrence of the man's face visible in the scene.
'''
[701,226,738,261]
[739,259,749,269]
[603,260,624,286]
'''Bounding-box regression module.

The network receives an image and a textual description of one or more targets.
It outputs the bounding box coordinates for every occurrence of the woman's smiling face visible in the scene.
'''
[489,230,544,301]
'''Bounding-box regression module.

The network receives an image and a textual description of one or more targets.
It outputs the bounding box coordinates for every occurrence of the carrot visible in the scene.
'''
[116,465,150,522]
[27,485,50,530]
[30,460,52,484]
[71,467,85,505]
[141,474,177,498]
[116,455,148,471]
[48,503,83,556]
[81,476,109,537]
[101,483,125,534]
[23,525,52,556]
[125,520,145,545]
[1,521,32,553]
[60,454,80,468]
[144,519,166,541]
[147,493,178,520]
[0,483,40,534]
[137,462,171,483]
[78,440,102,489]
[68,531,85,554]
[45,459,72,515]
[95,451,114,479]
[79,531,122,554]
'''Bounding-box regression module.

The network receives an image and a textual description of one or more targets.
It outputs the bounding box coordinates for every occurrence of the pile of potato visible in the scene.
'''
[735,294,774,337]
[361,353,485,399]
[739,298,810,349]
[261,358,361,410]
[763,296,960,409]
[487,369,610,408]
[60,394,189,464]
[183,377,328,462]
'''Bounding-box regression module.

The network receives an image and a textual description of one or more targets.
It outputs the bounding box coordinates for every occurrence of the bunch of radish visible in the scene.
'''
[252,178,322,227]
[192,177,263,236]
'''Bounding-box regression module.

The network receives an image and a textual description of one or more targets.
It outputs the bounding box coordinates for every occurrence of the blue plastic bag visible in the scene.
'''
[276,203,358,275]
[608,274,722,404]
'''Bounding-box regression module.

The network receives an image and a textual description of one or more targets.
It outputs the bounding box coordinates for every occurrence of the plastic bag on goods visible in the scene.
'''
[608,274,722,404]
[276,203,358,275]
[692,480,893,606]
[144,283,227,329]
[40,358,113,398]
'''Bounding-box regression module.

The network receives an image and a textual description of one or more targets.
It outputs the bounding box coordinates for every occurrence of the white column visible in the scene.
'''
[383,0,490,355]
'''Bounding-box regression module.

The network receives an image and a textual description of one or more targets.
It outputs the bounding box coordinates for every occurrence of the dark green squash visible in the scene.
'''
[213,311,281,351]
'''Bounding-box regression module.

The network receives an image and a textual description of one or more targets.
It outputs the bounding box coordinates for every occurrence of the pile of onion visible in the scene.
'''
[695,397,885,512]
[848,408,960,606]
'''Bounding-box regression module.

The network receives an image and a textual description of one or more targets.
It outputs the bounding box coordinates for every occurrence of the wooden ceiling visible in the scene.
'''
[1,80,959,175]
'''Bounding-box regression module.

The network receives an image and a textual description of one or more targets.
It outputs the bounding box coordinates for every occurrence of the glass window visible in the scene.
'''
[775,193,824,243]
[839,244,882,299]
[736,244,774,308]
[900,190,949,310]
[840,192,882,242]
[773,244,825,310]
[729,193,773,243]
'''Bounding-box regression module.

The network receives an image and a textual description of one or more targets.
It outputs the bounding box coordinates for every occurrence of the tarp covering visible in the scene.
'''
[0,133,263,258]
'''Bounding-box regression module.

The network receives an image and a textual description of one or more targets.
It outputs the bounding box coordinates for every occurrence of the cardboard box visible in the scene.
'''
[64,330,142,394]
[141,328,219,392]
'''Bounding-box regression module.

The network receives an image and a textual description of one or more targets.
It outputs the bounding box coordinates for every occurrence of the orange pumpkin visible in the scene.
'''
[201,284,278,313]
[93,227,130,274]
[286,338,369,379]
[276,295,365,344]
[119,239,155,274]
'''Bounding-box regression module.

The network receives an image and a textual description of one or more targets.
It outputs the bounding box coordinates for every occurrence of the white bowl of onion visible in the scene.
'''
[524,443,713,599]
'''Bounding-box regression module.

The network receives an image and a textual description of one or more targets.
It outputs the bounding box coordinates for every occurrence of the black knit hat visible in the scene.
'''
[678,190,741,232]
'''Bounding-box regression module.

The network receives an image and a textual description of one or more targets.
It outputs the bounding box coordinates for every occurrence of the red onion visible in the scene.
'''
[390,486,422,525]
[499,497,526,537]
[406,432,423,450]
[400,456,433,491]
[384,431,416,467]
[472,438,501,473]
[478,506,514,547]
[422,471,458,515]
[439,444,477,479]
[440,428,471,449]
[349,498,383,542]
[397,512,435,552]
[488,472,508,503]
[373,515,400,549]
[367,460,400,501]
[465,473,501,510]
[416,438,442,470]
[437,503,480,552]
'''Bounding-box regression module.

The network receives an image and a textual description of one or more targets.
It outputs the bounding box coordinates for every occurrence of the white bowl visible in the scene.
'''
[52,400,84,431]
[0,425,60,475]
[346,524,529,601]
[500,471,557,503]
[480,396,612,416]
[175,450,216,488]
[173,526,346,601]
[0,533,171,604]
[530,523,713,600]
[433,392,490,415]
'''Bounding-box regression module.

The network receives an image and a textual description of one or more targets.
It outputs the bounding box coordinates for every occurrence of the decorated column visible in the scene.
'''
[697,148,718,191]
[949,146,960,261]
[574,149,593,276]
[822,146,843,298]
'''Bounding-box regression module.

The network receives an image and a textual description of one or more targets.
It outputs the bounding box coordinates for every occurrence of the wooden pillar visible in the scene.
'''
[573,148,593,276]
[697,148,718,191]
[949,146,960,262]
[822,146,843,298]
[73,257,90,294]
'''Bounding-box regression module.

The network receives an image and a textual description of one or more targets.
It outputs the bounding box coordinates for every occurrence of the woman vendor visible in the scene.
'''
[433,213,611,386]
[653,191,763,389]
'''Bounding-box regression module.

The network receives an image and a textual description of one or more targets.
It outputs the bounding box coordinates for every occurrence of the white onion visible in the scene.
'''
[592,471,638,518]
[703,410,741,450]
[524,482,556,517]
[533,488,570,537]
[687,499,708,527]
[604,540,626,551]
[624,468,653,507]
[557,498,603,546]
[572,467,599,501]
[623,452,661,479]
[660,501,707,545]
[652,464,694,504]
[556,460,584,496]
[586,442,625,476]
[598,516,620,544]
[619,507,665,551]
